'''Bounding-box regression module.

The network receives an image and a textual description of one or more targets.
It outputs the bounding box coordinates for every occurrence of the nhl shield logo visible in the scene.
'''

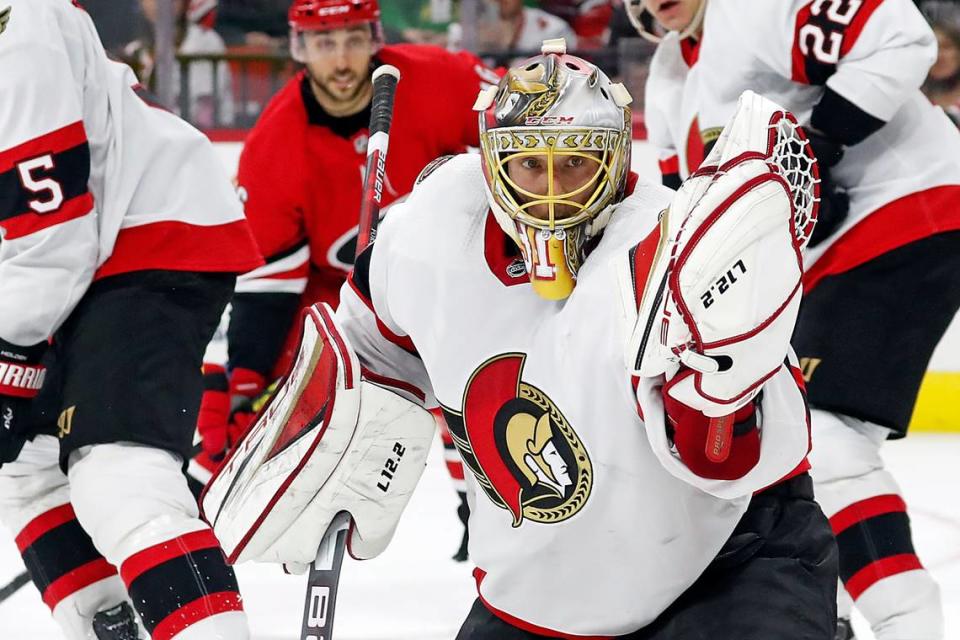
[442,353,592,527]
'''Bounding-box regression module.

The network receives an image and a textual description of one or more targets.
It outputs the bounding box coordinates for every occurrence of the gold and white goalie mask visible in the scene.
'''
[476,40,633,300]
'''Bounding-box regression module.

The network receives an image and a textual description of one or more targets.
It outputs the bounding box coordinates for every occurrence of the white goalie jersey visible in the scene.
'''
[335,153,812,636]
[644,0,960,289]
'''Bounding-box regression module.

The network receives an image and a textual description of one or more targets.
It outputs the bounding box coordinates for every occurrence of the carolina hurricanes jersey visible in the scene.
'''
[644,0,960,289]
[0,0,262,347]
[234,45,497,310]
[336,154,812,636]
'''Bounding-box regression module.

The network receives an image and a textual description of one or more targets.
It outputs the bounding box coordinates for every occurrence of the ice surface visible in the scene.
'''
[1,434,957,639]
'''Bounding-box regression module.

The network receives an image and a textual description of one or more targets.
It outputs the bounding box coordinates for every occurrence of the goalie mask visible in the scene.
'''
[476,40,633,300]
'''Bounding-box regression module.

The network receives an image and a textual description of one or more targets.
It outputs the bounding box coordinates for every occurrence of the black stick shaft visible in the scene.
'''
[356,65,401,259]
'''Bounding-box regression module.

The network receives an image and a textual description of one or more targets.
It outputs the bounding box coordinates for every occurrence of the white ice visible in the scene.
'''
[1,434,958,639]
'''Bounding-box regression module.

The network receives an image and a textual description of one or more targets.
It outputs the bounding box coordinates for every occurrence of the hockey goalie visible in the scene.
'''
[204,42,839,639]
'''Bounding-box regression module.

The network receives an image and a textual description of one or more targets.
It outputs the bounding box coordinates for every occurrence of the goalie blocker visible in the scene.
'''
[201,304,436,566]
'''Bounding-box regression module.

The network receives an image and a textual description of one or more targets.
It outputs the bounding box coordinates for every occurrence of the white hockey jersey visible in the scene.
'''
[644,0,960,290]
[0,0,261,347]
[336,154,811,636]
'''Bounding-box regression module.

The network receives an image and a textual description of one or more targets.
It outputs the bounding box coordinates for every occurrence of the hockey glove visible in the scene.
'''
[662,369,761,480]
[805,130,849,248]
[0,339,47,464]
[196,364,267,462]
[627,91,818,417]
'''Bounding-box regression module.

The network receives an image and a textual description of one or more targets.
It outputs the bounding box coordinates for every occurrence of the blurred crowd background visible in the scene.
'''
[80,0,960,132]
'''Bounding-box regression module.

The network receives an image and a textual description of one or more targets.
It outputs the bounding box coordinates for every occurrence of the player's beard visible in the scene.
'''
[311,70,372,111]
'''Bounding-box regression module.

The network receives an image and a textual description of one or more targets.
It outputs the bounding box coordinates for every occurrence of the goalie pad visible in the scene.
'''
[626,90,819,416]
[201,304,436,565]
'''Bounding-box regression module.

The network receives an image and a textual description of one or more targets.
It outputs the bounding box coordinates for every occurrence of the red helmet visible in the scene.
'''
[288,0,381,31]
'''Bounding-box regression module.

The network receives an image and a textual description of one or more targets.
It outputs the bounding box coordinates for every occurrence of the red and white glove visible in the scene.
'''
[196,364,266,462]
[662,368,761,480]
[0,339,47,464]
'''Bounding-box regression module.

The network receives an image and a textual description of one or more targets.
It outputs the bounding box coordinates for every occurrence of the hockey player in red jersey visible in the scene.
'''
[191,0,496,559]
[205,41,839,638]
[0,1,263,638]
[630,0,960,637]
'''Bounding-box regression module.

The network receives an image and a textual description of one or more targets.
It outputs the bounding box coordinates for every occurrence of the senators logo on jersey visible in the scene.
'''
[442,354,592,527]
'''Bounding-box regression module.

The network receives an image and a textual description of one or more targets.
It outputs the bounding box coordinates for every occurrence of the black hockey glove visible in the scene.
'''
[0,339,47,464]
[806,130,850,248]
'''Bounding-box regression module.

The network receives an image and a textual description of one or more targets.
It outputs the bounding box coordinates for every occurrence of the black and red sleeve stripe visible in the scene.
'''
[830,493,924,600]
[119,528,243,640]
[0,121,93,240]
[15,503,117,611]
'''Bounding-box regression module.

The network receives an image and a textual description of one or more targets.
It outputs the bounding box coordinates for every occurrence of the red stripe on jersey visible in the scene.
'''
[680,37,701,67]
[95,219,264,280]
[42,558,116,611]
[658,155,680,176]
[346,275,375,311]
[829,494,907,536]
[839,0,884,58]
[150,591,244,640]
[15,504,77,553]
[630,224,664,311]
[2,192,93,240]
[0,122,88,173]
[376,317,419,356]
[804,185,960,292]
[685,117,705,176]
[845,553,923,600]
[473,568,613,639]
[446,460,466,481]
[120,529,222,586]
[361,368,426,402]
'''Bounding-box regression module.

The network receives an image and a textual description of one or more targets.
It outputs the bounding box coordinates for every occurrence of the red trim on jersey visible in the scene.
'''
[483,212,528,288]
[204,128,250,143]
[658,155,679,176]
[845,553,923,600]
[120,529,221,586]
[42,558,116,611]
[839,0,884,58]
[150,591,244,640]
[346,275,374,311]
[631,223,664,310]
[446,460,466,481]
[0,122,88,173]
[376,318,418,355]
[361,368,426,402]
[804,186,960,292]
[346,275,419,356]
[95,219,264,280]
[15,504,77,553]
[473,568,613,639]
[680,37,701,67]
[2,193,94,240]
[685,117,705,176]
[829,494,908,536]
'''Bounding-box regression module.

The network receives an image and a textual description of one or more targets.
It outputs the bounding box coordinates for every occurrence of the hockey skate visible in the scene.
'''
[92,602,142,640]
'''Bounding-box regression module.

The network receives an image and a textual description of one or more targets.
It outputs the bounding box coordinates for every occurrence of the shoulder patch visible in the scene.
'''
[415,154,455,186]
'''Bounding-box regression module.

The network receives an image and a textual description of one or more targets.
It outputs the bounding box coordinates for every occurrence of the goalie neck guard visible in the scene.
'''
[476,39,633,300]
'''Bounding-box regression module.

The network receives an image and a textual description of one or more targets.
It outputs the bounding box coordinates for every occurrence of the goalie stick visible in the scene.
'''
[0,570,29,605]
[298,63,401,640]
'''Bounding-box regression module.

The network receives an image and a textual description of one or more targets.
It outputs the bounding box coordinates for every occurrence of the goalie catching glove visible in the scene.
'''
[627,90,819,418]
[201,304,436,566]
